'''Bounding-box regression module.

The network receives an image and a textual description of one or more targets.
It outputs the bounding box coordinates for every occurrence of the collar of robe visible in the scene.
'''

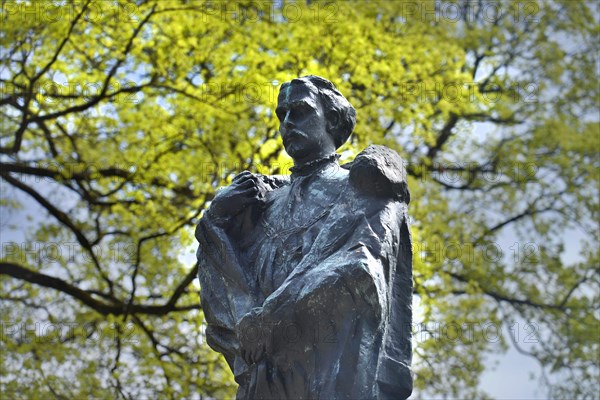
[289,153,340,179]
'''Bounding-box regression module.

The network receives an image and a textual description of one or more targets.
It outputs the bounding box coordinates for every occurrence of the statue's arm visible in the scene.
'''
[236,250,381,365]
[196,174,291,367]
[258,203,393,316]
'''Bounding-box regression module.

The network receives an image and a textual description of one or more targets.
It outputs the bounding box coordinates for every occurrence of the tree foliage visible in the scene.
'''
[1,0,598,398]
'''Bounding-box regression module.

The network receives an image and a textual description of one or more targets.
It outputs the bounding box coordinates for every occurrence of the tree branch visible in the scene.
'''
[427,113,459,160]
[1,171,114,293]
[449,272,566,311]
[0,262,200,316]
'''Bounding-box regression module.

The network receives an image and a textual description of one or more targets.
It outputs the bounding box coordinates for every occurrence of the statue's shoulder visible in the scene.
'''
[342,145,410,203]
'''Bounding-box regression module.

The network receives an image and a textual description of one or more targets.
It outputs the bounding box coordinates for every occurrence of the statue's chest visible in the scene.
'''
[253,177,349,296]
[262,179,340,234]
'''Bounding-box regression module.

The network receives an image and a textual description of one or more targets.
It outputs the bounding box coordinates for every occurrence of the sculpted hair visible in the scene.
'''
[281,75,356,149]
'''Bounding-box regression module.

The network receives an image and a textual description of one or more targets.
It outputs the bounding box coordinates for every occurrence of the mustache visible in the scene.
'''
[282,130,307,144]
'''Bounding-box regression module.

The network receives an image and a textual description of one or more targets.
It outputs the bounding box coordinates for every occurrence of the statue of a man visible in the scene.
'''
[196,76,412,399]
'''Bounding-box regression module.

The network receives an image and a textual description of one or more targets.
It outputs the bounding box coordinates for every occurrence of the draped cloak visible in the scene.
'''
[196,146,412,399]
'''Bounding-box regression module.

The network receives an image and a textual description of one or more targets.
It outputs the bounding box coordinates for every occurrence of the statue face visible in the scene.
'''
[276,83,336,164]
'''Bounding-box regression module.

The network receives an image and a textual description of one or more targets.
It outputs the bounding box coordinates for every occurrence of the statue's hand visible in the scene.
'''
[236,307,266,365]
[209,171,270,219]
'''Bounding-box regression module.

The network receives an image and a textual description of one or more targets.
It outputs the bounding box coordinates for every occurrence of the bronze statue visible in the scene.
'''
[196,76,412,399]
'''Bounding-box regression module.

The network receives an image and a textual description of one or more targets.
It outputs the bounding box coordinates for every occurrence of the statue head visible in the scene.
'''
[276,75,356,165]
